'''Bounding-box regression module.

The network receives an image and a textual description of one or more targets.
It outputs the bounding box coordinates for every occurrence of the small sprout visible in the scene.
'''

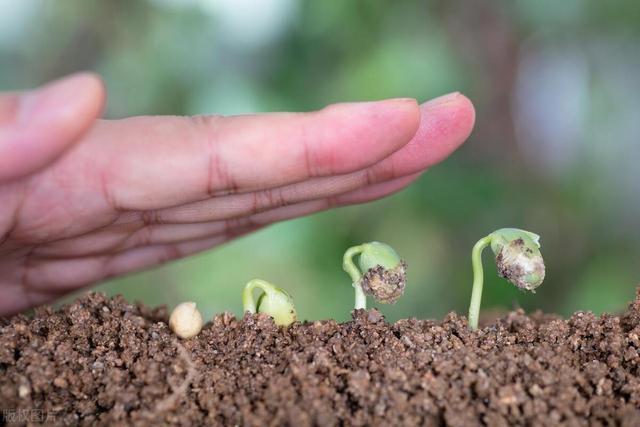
[468,228,546,330]
[169,302,203,339]
[242,279,297,326]
[343,241,407,310]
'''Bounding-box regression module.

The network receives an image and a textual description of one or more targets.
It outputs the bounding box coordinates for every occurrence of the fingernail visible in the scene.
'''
[18,73,99,125]
[422,92,462,109]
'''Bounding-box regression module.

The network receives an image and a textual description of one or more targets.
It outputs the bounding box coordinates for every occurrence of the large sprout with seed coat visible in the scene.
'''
[468,228,546,329]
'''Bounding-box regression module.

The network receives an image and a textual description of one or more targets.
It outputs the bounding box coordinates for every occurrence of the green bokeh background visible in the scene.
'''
[2,0,639,322]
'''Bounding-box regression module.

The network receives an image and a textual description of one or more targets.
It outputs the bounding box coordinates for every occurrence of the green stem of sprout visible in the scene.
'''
[468,235,493,330]
[242,279,273,314]
[343,245,367,310]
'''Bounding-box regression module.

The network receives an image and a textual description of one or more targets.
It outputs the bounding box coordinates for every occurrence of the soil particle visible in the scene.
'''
[2,290,640,426]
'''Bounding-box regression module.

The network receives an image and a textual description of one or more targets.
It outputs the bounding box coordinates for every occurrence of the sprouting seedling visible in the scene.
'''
[468,228,546,330]
[343,241,407,310]
[242,279,297,326]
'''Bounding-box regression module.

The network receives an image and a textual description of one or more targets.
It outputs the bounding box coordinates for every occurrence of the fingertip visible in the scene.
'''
[399,92,477,169]
[443,92,476,140]
[50,72,107,125]
[0,72,106,181]
[20,72,106,126]
[358,92,476,182]
[75,71,107,119]
[389,97,422,142]
[419,92,476,160]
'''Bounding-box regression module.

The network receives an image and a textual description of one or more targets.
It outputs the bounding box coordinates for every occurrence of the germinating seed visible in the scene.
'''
[343,241,407,310]
[242,279,297,327]
[169,302,203,339]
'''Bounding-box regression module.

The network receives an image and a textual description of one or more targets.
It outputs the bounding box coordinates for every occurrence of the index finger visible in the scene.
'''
[88,98,421,210]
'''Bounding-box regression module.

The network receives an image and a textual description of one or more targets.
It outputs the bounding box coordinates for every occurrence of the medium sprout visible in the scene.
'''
[343,241,407,310]
[468,228,546,329]
[242,279,297,326]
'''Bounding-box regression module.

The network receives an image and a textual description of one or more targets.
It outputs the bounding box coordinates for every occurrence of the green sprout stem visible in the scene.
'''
[242,279,274,314]
[343,245,367,310]
[468,235,493,330]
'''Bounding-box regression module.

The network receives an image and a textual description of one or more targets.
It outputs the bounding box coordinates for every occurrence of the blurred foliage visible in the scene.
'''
[1,0,639,322]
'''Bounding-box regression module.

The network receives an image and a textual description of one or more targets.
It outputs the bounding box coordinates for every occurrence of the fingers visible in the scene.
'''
[14,171,420,309]
[149,171,374,223]
[14,92,473,247]
[0,228,252,316]
[12,93,471,244]
[139,93,475,224]
[103,232,248,280]
[0,73,106,182]
[30,220,236,257]
[94,98,420,210]
[30,170,422,260]
[329,172,423,206]
[20,231,251,295]
[0,279,61,317]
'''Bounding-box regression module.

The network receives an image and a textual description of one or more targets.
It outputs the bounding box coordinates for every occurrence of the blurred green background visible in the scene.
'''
[2,0,639,322]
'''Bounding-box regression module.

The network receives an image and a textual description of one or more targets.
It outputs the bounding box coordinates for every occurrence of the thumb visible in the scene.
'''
[0,72,106,182]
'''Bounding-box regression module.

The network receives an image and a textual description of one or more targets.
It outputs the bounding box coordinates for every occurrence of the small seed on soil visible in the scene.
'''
[169,302,203,339]
[18,384,30,398]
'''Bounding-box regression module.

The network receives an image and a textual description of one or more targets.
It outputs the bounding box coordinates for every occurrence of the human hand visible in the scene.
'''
[0,73,475,315]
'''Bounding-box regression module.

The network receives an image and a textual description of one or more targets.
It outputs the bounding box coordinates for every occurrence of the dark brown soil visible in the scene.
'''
[2,291,640,426]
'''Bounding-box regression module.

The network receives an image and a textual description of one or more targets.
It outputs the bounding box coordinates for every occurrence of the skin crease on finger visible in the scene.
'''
[0,92,475,315]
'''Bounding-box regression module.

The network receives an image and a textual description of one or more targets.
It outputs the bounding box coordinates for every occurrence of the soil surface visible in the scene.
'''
[2,291,640,426]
